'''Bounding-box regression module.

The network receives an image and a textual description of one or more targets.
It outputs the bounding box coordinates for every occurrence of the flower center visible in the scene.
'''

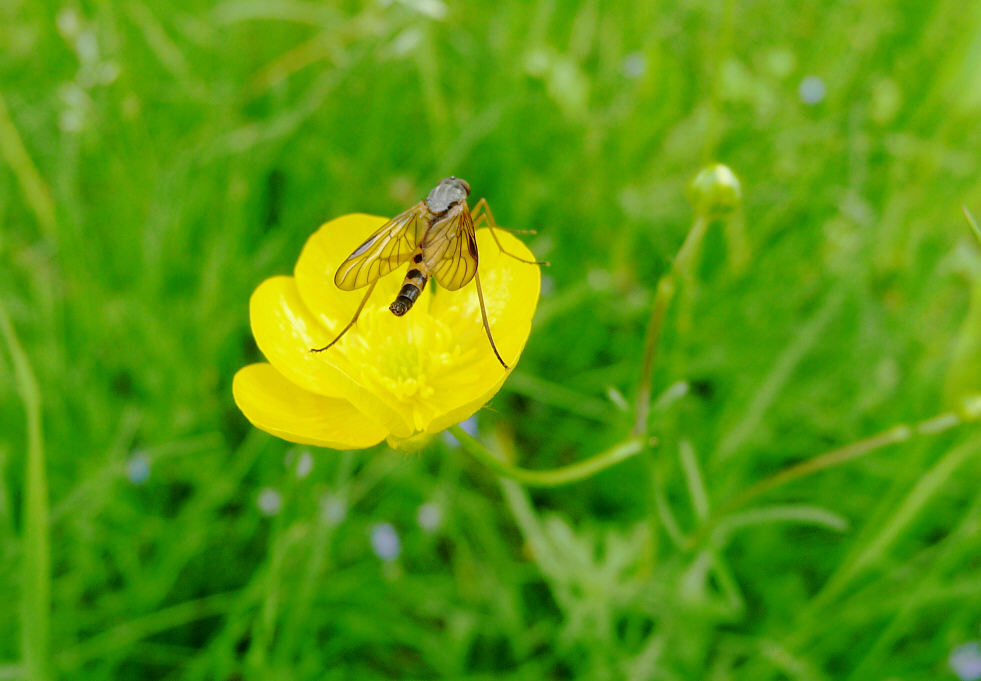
[340,302,466,431]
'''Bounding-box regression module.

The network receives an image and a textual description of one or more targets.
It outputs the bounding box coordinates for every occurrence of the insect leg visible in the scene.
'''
[471,198,536,234]
[474,269,509,371]
[471,198,549,266]
[309,281,377,353]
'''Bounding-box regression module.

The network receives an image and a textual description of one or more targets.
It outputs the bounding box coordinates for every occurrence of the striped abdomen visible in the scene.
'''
[389,254,428,317]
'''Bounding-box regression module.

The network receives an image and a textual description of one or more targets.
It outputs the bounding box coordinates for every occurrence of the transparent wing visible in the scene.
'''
[333,204,424,290]
[425,204,478,291]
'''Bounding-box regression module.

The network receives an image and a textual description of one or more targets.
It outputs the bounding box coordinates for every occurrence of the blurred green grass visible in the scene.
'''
[2,0,981,679]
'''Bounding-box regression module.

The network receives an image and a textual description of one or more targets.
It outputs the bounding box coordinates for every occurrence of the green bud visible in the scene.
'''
[687,163,743,219]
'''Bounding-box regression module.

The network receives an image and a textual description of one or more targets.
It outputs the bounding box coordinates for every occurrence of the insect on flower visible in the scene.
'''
[310,176,545,370]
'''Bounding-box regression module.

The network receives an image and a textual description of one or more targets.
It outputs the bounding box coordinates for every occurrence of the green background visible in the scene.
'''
[2,1,981,679]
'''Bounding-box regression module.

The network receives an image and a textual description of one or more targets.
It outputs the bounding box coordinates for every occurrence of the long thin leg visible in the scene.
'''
[472,214,536,235]
[471,198,549,266]
[309,281,377,352]
[474,270,509,371]
[471,199,536,234]
[471,198,535,232]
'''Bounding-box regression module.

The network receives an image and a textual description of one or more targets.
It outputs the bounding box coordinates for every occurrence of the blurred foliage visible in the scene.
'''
[2,0,981,679]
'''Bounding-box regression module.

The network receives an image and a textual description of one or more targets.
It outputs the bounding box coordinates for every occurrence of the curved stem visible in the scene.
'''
[686,400,981,551]
[449,425,646,487]
[633,215,709,436]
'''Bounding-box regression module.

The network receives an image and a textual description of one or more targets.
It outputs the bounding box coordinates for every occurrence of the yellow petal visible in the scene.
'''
[249,275,414,437]
[232,363,387,449]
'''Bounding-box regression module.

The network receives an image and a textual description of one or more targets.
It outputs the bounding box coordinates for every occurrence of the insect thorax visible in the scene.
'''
[425,176,470,214]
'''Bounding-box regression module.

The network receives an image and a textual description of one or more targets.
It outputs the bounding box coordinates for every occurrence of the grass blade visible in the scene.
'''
[0,302,50,681]
[964,205,981,245]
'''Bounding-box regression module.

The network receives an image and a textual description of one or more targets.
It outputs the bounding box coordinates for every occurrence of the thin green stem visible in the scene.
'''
[633,215,709,436]
[449,425,644,487]
[687,400,981,551]
[0,302,50,681]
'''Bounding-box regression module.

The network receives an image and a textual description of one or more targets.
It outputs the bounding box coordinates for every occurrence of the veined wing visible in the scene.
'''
[334,204,425,290]
[424,204,478,291]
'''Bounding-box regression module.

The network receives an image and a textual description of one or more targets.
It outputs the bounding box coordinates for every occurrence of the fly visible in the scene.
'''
[309,176,545,370]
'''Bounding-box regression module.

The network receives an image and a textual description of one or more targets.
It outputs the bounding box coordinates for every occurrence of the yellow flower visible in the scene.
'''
[233,213,541,449]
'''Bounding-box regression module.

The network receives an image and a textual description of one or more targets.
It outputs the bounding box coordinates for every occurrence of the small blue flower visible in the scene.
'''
[284,449,315,478]
[621,52,647,79]
[125,453,150,485]
[799,75,826,105]
[416,502,442,532]
[951,641,981,681]
[371,522,401,561]
[256,487,283,516]
[295,450,313,478]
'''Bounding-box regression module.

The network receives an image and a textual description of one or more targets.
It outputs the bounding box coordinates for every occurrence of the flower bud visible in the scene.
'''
[687,163,743,219]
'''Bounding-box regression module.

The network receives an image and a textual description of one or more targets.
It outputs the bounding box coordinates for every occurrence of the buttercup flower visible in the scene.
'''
[233,214,541,449]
